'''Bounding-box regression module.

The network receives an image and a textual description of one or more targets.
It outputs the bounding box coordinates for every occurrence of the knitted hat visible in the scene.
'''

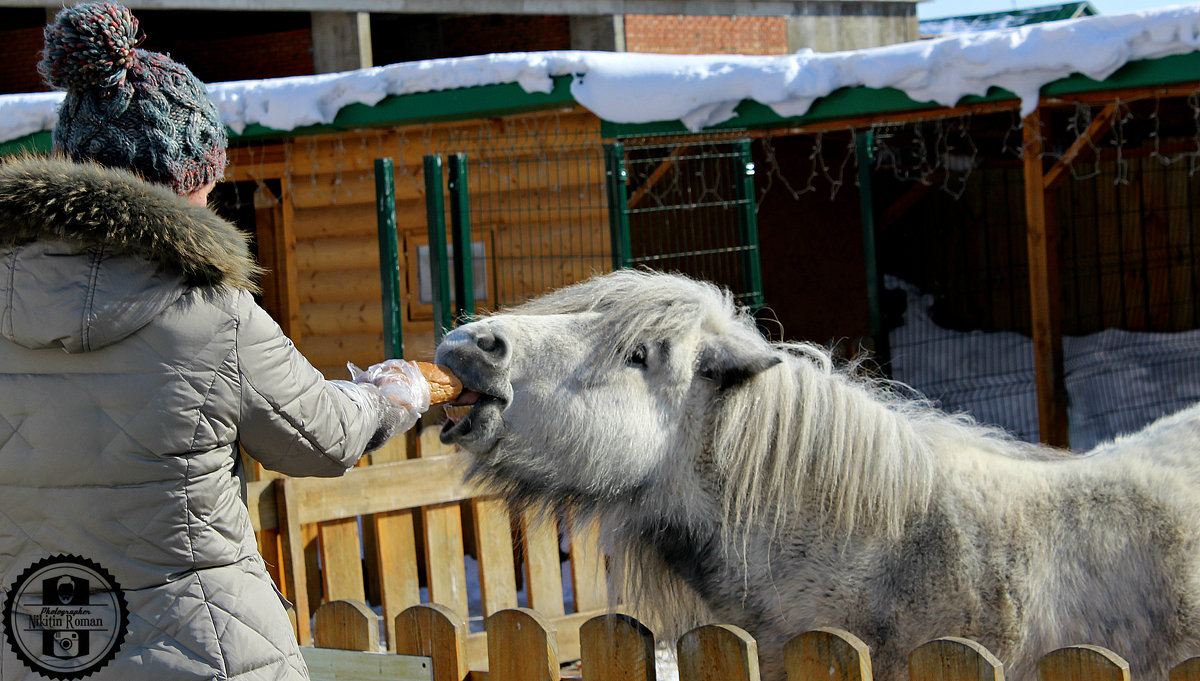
[39,3,227,196]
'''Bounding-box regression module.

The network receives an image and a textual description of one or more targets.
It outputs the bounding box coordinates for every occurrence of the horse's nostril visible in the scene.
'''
[475,331,506,357]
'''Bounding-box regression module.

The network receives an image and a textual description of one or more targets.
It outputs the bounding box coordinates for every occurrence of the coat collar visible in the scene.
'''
[0,155,261,292]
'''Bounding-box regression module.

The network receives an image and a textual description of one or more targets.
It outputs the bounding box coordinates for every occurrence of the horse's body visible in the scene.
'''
[434,270,1200,681]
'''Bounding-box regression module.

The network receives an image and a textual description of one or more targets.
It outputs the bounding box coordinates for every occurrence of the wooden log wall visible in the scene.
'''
[224,106,610,380]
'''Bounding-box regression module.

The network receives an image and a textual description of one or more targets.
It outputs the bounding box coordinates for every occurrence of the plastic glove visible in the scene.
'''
[348,359,432,451]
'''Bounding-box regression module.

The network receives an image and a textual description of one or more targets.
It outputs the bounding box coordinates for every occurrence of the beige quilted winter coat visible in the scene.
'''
[0,157,385,680]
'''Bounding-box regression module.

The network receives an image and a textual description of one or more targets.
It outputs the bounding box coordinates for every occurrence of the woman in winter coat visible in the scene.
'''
[0,4,420,680]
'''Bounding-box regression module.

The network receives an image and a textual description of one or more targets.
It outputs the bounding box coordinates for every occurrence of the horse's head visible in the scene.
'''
[434,270,779,507]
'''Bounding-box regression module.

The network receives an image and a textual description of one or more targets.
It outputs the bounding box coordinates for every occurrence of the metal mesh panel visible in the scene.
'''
[612,135,765,309]
[875,97,1200,449]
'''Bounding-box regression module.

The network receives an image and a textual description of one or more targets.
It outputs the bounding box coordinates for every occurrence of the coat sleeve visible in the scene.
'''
[234,289,380,477]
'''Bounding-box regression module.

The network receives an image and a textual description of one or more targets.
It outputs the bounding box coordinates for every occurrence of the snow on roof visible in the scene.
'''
[919,2,1096,39]
[2,2,1199,146]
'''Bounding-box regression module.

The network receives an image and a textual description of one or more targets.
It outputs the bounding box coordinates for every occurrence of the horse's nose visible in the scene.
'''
[437,322,509,368]
[472,328,506,357]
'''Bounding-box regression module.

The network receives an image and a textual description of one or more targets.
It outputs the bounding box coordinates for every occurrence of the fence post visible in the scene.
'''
[784,628,872,681]
[580,614,656,681]
[677,624,760,681]
[908,637,1003,681]
[854,129,890,371]
[1021,109,1069,448]
[312,599,379,652]
[447,152,475,324]
[375,157,404,359]
[1171,657,1200,681]
[486,608,561,681]
[424,154,453,343]
[1037,645,1130,681]
[395,603,468,681]
[734,138,765,311]
[603,142,632,271]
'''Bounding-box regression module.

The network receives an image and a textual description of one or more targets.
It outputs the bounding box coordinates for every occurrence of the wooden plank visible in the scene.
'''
[784,628,872,681]
[677,624,760,681]
[277,147,302,343]
[567,513,607,613]
[423,500,469,618]
[276,477,313,645]
[284,454,477,524]
[579,614,655,681]
[396,603,470,681]
[319,517,367,603]
[247,479,278,532]
[374,509,421,652]
[908,637,1002,681]
[301,647,433,681]
[299,267,382,305]
[297,236,385,272]
[471,498,519,616]
[466,610,603,671]
[313,599,380,652]
[522,513,566,617]
[1171,657,1200,681]
[486,609,561,681]
[1037,645,1130,681]
[303,300,386,337]
[1022,110,1069,448]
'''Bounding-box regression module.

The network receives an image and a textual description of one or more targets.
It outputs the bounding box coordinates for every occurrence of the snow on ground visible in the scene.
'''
[3,4,1200,144]
[888,277,1200,451]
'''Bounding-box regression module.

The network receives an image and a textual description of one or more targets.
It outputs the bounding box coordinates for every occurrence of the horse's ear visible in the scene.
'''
[697,339,781,390]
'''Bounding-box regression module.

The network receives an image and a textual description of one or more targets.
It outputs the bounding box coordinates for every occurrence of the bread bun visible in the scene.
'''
[415,361,463,405]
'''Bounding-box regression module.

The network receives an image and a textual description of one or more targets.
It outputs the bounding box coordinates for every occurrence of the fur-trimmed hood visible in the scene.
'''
[0,156,263,352]
[0,155,260,290]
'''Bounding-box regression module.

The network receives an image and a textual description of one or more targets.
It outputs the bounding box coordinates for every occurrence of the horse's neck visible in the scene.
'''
[709,356,939,541]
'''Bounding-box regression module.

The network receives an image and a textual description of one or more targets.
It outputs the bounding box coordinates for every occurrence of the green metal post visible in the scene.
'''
[448,153,475,324]
[855,129,891,371]
[423,154,453,344]
[374,158,404,359]
[733,139,765,310]
[603,142,632,270]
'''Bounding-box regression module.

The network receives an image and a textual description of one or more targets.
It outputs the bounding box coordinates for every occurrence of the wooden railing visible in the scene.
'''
[310,598,1200,681]
[246,429,608,670]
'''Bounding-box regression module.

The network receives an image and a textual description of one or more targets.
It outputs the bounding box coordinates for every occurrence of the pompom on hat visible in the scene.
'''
[39,3,227,196]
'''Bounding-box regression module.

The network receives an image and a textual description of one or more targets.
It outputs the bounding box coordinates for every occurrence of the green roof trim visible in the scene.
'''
[919,2,1096,35]
[232,74,578,141]
[3,49,1198,155]
[600,50,1200,137]
[0,131,51,156]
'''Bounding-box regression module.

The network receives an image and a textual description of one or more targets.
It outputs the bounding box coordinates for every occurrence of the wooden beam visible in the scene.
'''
[1022,110,1070,448]
[277,143,303,344]
[1043,104,1117,191]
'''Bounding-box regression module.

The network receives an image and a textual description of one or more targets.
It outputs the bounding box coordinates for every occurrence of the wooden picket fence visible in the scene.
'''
[244,427,609,670]
[304,597,1200,681]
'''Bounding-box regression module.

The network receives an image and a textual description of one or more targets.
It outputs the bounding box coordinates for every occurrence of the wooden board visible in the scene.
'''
[301,647,432,681]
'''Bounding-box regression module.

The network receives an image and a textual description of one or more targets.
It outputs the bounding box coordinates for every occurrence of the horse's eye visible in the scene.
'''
[627,343,648,367]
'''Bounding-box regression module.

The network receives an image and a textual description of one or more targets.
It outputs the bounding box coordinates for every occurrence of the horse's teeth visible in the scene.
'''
[443,405,471,422]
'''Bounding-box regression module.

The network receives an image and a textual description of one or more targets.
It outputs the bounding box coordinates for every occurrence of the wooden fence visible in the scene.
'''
[304,597,1200,681]
[246,427,609,670]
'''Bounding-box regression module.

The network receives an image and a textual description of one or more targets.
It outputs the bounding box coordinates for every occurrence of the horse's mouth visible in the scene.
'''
[439,389,505,450]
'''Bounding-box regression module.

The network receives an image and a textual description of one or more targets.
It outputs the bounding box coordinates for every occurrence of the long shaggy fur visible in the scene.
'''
[437,270,1200,681]
[0,155,261,291]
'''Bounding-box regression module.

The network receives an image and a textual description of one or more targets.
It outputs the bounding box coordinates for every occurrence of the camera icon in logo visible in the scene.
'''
[43,630,88,659]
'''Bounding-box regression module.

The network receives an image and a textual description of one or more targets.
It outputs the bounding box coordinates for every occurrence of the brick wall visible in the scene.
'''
[624,15,788,55]
[166,29,315,83]
[442,15,571,58]
[0,27,50,95]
